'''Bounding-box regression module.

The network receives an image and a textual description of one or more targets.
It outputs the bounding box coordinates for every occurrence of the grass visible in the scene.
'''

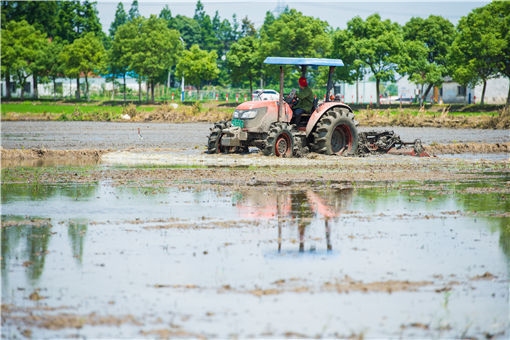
[0,102,157,115]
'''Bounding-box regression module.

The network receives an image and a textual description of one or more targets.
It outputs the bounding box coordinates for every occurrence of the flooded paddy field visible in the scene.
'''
[1,159,509,338]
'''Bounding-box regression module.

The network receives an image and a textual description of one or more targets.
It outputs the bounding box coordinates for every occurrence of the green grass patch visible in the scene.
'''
[0,103,156,115]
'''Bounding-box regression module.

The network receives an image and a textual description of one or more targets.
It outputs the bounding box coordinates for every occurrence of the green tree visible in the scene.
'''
[398,41,443,105]
[159,4,172,21]
[401,15,455,103]
[111,20,138,101]
[46,39,66,98]
[1,20,48,98]
[227,35,260,94]
[240,16,256,38]
[259,9,331,86]
[193,0,217,51]
[347,14,404,106]
[159,12,201,48]
[114,16,183,103]
[330,28,366,102]
[54,1,104,44]
[128,0,140,21]
[176,45,220,97]
[60,32,106,100]
[1,1,58,37]
[484,1,510,107]
[449,3,507,104]
[109,2,128,38]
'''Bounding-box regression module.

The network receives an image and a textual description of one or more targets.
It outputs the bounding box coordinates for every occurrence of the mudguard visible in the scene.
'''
[305,102,354,137]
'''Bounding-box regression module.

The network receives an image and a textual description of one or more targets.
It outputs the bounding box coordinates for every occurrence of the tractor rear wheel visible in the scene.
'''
[263,122,294,157]
[311,108,358,155]
[207,120,236,154]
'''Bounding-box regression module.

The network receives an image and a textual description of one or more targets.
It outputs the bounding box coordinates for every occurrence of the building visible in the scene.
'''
[397,75,509,104]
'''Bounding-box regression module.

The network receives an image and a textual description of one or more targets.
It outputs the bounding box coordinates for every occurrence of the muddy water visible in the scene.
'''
[1,175,509,338]
[2,121,510,151]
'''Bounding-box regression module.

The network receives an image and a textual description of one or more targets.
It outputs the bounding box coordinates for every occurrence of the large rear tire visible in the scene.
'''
[311,108,358,155]
[262,122,294,157]
[207,120,235,154]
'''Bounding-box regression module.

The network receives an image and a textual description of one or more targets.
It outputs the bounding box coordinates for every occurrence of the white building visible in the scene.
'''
[1,75,147,98]
[397,75,509,104]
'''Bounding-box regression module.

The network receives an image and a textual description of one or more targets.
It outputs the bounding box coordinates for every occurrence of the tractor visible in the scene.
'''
[207,57,358,157]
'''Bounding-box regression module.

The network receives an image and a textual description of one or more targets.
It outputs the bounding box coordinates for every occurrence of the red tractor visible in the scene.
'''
[207,57,358,157]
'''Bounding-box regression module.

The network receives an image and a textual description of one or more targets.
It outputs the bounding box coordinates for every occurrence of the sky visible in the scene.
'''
[96,0,489,33]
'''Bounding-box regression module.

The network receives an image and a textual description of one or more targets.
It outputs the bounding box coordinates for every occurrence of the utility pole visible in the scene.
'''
[179,37,185,102]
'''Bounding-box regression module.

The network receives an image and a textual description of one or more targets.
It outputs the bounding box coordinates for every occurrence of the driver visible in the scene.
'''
[292,77,314,124]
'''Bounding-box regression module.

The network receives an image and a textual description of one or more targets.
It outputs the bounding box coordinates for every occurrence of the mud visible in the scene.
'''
[1,147,105,167]
[2,122,510,150]
[426,142,510,154]
[2,156,507,186]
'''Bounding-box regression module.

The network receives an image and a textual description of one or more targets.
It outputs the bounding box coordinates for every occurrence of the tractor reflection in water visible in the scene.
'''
[235,187,353,253]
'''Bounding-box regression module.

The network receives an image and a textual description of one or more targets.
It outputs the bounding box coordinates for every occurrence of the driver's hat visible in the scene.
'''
[299,77,308,87]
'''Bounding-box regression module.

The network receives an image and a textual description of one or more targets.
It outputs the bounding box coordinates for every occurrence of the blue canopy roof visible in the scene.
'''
[263,57,344,67]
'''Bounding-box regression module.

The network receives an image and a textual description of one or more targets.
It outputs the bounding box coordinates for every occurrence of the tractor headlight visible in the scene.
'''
[233,107,267,120]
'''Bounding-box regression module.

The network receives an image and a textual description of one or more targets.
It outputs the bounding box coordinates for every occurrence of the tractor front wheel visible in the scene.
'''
[262,122,294,157]
[311,108,358,155]
[207,120,235,154]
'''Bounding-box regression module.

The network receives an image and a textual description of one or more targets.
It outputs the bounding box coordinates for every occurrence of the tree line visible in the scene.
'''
[1,0,509,105]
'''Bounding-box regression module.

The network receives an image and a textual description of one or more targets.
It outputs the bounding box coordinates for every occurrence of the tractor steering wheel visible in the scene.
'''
[285,88,298,107]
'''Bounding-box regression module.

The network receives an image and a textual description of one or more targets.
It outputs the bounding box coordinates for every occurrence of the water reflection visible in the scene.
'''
[1,179,508,289]
[1,217,52,284]
[68,220,88,264]
[1,216,89,288]
[235,187,354,253]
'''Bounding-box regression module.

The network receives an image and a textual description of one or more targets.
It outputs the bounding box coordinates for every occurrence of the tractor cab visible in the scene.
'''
[207,57,359,157]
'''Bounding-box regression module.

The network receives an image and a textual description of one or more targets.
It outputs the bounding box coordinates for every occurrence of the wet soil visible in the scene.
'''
[1,120,509,338]
[1,155,508,186]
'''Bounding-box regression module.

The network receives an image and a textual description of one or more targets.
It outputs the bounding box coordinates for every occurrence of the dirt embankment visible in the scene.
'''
[0,148,105,167]
[356,109,510,129]
[425,142,510,154]
[102,107,510,129]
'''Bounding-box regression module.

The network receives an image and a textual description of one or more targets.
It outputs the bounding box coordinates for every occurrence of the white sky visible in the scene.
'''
[96,0,489,33]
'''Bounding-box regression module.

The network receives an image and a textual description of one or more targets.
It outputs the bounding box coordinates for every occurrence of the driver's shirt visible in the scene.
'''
[294,86,314,113]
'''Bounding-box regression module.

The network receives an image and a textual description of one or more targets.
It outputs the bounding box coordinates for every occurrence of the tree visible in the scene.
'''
[259,9,331,85]
[111,20,138,101]
[114,16,183,103]
[240,16,256,38]
[398,41,444,105]
[128,0,140,21]
[160,13,201,48]
[46,39,66,98]
[193,0,217,51]
[109,2,128,38]
[346,14,404,106]
[54,1,104,43]
[60,32,106,100]
[402,15,455,103]
[159,5,172,22]
[1,20,48,98]
[330,28,366,103]
[449,3,506,104]
[482,1,510,107]
[176,45,220,97]
[227,35,260,94]
[1,1,58,37]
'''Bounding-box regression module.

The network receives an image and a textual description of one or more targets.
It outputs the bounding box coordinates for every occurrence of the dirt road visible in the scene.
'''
[2,121,510,151]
